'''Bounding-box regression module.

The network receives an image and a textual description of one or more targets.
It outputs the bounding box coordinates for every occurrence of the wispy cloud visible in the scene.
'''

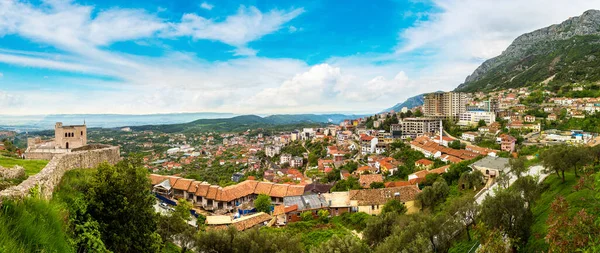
[200,2,214,10]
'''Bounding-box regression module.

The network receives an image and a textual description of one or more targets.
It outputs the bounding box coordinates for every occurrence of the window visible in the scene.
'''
[81,131,83,136]
[65,133,68,137]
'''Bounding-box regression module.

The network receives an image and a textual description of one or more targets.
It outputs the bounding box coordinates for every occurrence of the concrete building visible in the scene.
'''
[398,118,441,139]
[265,145,281,158]
[423,92,469,119]
[458,110,496,126]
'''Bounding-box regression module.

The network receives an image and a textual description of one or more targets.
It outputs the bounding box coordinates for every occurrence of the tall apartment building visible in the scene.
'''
[423,92,469,119]
[399,118,442,139]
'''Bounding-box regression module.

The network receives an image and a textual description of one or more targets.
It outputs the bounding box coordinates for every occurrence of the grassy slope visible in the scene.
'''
[523,172,599,252]
[0,156,48,175]
[0,198,73,253]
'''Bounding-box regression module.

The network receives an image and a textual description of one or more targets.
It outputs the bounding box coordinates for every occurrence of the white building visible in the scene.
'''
[458,110,496,126]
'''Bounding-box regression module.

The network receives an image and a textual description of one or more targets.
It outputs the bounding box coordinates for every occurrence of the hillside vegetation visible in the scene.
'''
[456,9,600,92]
[131,114,363,133]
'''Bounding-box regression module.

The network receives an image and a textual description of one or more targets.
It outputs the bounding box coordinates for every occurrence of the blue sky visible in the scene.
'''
[0,0,598,115]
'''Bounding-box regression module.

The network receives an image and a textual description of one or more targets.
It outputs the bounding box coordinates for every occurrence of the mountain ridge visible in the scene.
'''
[456,9,600,92]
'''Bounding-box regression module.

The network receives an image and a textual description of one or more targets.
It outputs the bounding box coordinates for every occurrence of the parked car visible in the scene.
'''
[159,202,168,209]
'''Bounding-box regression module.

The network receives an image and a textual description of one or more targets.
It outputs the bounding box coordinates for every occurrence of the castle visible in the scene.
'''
[25,122,87,160]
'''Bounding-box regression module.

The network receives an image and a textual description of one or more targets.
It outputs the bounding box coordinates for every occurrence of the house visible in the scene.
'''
[348,186,421,215]
[408,165,449,182]
[359,174,384,188]
[280,153,292,165]
[414,159,434,169]
[290,156,304,168]
[500,134,516,152]
[206,212,272,231]
[384,181,412,188]
[149,175,306,212]
[461,132,478,142]
[471,156,509,179]
[524,115,536,123]
[273,205,299,225]
[354,165,378,175]
[304,182,334,194]
[322,192,351,216]
[547,113,557,121]
[283,194,329,222]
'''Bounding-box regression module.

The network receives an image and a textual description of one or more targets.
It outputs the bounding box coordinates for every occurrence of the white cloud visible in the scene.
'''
[0,73,3,78]
[170,6,304,48]
[0,0,598,115]
[0,90,23,108]
[200,2,214,11]
[397,0,600,61]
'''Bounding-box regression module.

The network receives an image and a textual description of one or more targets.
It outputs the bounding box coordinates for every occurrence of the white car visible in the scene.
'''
[159,202,168,209]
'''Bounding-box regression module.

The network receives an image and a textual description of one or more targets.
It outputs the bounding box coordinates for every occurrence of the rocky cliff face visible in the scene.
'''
[457,9,600,91]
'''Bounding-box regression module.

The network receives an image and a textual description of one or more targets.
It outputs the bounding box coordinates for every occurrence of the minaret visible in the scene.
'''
[439,119,443,143]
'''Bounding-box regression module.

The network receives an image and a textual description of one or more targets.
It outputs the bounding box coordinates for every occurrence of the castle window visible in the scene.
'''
[65,133,68,137]
[81,131,83,136]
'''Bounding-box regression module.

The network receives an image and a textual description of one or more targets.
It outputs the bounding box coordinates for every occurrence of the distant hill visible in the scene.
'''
[455,9,600,92]
[381,93,428,113]
[130,114,366,133]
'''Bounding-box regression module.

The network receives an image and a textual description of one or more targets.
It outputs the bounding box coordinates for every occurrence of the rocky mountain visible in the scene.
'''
[456,9,600,92]
[381,93,426,113]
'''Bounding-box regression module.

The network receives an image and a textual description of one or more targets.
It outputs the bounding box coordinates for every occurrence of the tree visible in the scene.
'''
[87,160,162,253]
[416,180,449,211]
[546,196,600,253]
[254,194,272,213]
[446,196,479,241]
[449,140,463,149]
[373,213,459,253]
[370,182,385,189]
[380,199,407,215]
[318,209,330,223]
[301,211,314,221]
[480,189,533,250]
[311,235,371,253]
[458,170,485,191]
[511,175,542,209]
[332,177,362,191]
[364,212,405,246]
[509,156,527,178]
[478,119,487,127]
[157,199,197,253]
[541,145,570,182]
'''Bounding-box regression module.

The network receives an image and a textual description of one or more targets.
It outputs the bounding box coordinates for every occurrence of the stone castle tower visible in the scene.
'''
[54,122,87,149]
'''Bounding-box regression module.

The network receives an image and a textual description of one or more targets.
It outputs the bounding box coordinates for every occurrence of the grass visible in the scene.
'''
[523,171,599,252]
[0,156,48,176]
[0,198,73,253]
[260,220,352,252]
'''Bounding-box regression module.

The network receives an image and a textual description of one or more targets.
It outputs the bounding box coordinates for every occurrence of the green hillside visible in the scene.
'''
[457,35,600,92]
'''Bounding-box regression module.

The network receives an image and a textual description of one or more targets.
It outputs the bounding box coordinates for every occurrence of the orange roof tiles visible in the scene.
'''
[254,182,274,195]
[149,174,167,185]
[269,184,289,198]
[415,159,434,166]
[195,183,210,197]
[172,178,194,191]
[286,185,305,196]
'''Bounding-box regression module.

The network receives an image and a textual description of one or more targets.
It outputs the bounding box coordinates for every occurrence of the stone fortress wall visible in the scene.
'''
[0,145,120,203]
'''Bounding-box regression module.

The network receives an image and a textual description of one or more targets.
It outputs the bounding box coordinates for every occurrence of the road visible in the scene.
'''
[443,130,473,145]
[475,165,549,204]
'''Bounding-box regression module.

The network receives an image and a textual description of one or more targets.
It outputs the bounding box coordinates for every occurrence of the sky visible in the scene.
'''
[0,0,599,115]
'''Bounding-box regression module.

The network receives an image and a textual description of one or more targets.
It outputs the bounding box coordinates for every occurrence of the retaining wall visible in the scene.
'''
[0,146,120,202]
